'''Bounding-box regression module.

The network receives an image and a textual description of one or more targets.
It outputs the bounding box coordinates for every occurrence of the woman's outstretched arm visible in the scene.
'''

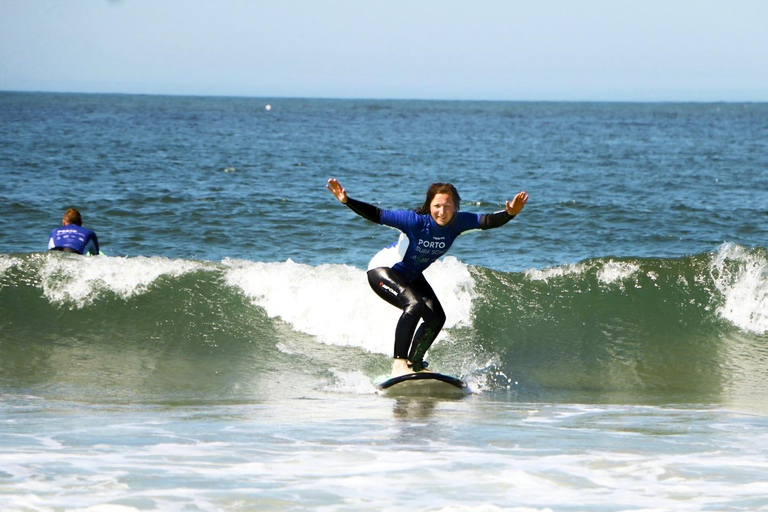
[479,190,528,229]
[326,178,381,223]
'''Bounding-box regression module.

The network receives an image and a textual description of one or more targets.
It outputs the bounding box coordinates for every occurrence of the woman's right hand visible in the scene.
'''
[326,178,348,204]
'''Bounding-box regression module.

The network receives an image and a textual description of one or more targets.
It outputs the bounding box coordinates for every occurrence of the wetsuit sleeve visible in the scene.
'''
[479,210,515,230]
[344,197,381,224]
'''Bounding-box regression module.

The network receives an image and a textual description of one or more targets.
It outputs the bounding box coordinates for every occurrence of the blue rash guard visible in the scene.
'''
[370,209,483,281]
[48,225,100,255]
[344,197,514,282]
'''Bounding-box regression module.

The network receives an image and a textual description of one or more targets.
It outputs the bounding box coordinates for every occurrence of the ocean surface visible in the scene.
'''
[1,92,767,511]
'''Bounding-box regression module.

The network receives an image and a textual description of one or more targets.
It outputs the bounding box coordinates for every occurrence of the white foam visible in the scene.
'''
[68,506,141,512]
[4,397,767,511]
[524,263,586,282]
[0,255,22,288]
[710,243,768,334]
[0,255,21,273]
[525,260,642,291]
[324,369,379,394]
[223,256,477,354]
[37,254,203,307]
[435,506,553,512]
[597,260,640,285]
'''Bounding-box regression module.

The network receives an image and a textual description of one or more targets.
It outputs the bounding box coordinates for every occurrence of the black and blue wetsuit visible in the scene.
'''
[344,197,515,367]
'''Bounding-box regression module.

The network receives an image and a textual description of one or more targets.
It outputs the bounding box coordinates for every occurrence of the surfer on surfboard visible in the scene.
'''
[327,178,528,378]
[48,208,100,256]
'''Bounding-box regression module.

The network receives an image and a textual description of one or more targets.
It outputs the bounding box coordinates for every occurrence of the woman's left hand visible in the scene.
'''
[506,191,529,216]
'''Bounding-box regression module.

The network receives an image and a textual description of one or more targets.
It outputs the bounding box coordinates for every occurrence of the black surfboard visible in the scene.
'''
[375,372,470,397]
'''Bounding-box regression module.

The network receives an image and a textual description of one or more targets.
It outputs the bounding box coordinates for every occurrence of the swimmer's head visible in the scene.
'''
[62,208,82,226]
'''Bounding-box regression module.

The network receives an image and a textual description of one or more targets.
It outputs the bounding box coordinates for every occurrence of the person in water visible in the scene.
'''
[327,178,528,377]
[48,208,100,255]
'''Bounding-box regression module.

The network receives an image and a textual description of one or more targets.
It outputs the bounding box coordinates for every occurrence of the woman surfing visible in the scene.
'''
[327,178,528,377]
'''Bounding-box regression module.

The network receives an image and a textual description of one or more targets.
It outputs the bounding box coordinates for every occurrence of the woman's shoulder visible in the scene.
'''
[453,211,483,230]
[381,208,423,224]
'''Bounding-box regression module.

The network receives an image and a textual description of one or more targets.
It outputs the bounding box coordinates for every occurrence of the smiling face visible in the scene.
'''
[430,193,456,226]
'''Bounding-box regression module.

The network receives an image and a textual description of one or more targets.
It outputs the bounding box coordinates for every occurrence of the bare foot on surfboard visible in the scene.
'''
[391,359,411,377]
[390,359,433,377]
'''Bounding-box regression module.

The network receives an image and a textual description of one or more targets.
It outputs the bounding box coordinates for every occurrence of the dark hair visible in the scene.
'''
[63,208,82,226]
[414,182,461,215]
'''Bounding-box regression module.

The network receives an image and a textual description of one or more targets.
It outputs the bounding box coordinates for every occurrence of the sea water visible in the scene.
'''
[1,92,767,511]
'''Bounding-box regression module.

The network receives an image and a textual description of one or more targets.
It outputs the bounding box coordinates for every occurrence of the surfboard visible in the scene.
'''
[375,372,470,398]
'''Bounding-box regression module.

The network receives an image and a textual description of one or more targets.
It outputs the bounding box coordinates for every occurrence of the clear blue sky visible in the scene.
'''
[1,0,766,101]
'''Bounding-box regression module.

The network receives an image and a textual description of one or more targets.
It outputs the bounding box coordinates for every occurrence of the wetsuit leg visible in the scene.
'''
[367,267,446,362]
[406,274,446,365]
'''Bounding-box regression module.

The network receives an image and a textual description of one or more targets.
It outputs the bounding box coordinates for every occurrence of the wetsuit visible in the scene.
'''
[48,225,100,255]
[344,197,515,367]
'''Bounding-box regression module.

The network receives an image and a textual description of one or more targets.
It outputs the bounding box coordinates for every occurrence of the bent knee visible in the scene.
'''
[430,311,446,330]
[402,298,424,318]
[404,299,445,326]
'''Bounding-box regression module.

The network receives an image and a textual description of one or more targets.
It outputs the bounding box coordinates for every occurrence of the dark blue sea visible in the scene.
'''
[1,92,767,511]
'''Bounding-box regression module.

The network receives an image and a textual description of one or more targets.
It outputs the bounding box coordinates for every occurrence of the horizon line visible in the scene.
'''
[2,88,766,105]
